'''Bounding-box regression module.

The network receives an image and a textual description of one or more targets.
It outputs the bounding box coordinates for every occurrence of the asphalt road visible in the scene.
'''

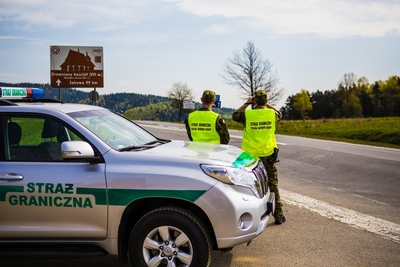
[2,121,399,267]
[2,204,399,267]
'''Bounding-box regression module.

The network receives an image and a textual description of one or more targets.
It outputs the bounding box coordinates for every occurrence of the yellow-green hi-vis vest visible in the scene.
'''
[242,108,277,157]
[188,111,220,144]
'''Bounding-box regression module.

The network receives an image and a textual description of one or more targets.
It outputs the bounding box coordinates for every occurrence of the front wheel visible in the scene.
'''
[128,206,212,267]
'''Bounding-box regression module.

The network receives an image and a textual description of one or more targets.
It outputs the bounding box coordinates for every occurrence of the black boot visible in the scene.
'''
[275,216,286,225]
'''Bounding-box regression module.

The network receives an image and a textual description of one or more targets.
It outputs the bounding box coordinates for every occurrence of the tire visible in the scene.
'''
[128,206,212,267]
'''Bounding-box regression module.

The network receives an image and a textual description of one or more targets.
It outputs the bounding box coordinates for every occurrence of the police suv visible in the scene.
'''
[0,87,274,267]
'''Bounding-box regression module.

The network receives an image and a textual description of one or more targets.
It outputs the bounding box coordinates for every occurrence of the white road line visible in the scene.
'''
[230,135,244,139]
[328,187,343,192]
[351,193,389,206]
[281,188,400,244]
[138,123,186,131]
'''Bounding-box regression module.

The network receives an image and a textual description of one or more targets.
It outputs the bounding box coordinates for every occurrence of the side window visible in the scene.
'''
[5,116,82,162]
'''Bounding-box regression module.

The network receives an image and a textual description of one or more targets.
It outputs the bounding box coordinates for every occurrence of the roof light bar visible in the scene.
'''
[0,87,44,99]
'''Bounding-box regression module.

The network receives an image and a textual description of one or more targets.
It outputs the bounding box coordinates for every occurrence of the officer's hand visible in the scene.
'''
[247,96,253,103]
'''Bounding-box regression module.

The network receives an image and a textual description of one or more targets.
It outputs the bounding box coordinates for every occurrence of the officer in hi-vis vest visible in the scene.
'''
[185,90,230,144]
[232,90,286,225]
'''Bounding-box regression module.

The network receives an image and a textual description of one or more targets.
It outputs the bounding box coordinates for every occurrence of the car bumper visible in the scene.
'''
[195,182,275,249]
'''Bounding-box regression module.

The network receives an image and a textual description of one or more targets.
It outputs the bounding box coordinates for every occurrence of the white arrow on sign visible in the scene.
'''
[56,79,61,86]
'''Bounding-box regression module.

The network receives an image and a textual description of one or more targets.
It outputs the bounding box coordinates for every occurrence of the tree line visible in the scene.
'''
[281,73,400,120]
[0,82,234,121]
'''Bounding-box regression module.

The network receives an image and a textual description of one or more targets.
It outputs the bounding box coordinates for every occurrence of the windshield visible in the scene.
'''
[69,109,157,150]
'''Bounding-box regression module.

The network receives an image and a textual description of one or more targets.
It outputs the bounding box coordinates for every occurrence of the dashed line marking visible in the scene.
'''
[329,187,343,192]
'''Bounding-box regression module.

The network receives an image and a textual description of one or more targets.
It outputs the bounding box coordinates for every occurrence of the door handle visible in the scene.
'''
[0,172,24,181]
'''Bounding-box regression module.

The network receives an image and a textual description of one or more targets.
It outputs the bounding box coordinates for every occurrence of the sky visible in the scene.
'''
[1,0,399,109]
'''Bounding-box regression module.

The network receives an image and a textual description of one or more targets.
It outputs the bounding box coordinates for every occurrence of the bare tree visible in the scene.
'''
[338,73,357,92]
[221,41,284,104]
[337,73,363,117]
[166,82,195,122]
[337,72,358,102]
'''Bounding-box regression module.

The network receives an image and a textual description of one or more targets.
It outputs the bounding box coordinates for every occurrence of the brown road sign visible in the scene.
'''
[50,46,104,88]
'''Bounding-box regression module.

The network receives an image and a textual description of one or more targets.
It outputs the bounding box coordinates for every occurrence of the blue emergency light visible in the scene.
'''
[0,87,44,99]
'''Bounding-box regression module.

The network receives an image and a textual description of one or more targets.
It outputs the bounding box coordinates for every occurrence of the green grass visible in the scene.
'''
[227,117,400,149]
[226,121,245,130]
[150,118,400,149]
[276,117,400,148]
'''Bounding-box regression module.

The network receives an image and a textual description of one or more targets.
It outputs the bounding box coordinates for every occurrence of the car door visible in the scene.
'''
[0,114,107,240]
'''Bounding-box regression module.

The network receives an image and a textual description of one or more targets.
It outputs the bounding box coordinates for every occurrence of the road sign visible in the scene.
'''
[213,101,221,108]
[183,100,195,109]
[213,95,221,108]
[50,46,104,88]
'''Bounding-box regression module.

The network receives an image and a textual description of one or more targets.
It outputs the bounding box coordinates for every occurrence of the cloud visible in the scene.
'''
[167,0,400,38]
[0,0,156,30]
[1,0,399,38]
[203,24,231,34]
[0,35,49,44]
[0,35,23,40]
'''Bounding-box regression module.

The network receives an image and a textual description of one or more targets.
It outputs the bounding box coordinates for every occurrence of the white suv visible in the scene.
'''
[0,87,274,267]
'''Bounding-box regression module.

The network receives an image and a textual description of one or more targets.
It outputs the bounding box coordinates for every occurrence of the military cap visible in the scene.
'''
[254,90,267,102]
[202,90,216,102]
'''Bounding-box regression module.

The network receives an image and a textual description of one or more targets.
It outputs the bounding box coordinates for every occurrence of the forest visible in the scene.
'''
[281,74,400,120]
[2,74,399,122]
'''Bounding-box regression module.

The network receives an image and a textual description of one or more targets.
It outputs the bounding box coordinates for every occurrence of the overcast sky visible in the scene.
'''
[1,0,399,109]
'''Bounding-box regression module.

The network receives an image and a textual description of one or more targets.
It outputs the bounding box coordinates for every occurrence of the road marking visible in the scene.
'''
[281,188,400,244]
[351,193,389,206]
[137,123,186,131]
[328,187,343,192]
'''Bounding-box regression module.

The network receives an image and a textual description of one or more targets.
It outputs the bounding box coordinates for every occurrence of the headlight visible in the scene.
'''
[200,164,261,198]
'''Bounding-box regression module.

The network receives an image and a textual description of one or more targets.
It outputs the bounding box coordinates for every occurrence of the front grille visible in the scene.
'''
[252,161,268,198]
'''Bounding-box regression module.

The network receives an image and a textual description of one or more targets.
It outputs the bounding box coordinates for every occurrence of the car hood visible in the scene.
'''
[143,140,258,168]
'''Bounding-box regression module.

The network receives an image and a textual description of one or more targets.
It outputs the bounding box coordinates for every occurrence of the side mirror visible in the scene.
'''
[61,141,95,159]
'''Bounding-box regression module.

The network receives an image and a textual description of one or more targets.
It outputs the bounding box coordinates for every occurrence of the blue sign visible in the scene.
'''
[213,101,221,108]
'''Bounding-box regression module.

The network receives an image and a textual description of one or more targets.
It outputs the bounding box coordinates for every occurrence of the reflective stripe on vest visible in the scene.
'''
[188,111,220,144]
[242,108,277,156]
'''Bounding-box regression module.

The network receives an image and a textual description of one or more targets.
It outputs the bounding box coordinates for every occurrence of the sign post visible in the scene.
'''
[50,46,104,101]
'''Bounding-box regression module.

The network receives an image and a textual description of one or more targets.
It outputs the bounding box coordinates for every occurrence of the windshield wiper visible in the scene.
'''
[118,145,145,152]
[118,139,167,152]
[143,139,168,146]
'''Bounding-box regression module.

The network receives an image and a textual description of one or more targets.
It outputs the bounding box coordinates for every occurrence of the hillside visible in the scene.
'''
[0,82,235,121]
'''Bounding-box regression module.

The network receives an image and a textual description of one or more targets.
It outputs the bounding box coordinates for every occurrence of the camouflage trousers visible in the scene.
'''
[260,155,284,221]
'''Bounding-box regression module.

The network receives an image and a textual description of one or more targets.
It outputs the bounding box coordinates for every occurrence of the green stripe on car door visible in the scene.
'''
[77,188,206,206]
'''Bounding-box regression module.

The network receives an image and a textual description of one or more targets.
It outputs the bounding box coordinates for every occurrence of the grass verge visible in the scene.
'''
[226,117,400,149]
